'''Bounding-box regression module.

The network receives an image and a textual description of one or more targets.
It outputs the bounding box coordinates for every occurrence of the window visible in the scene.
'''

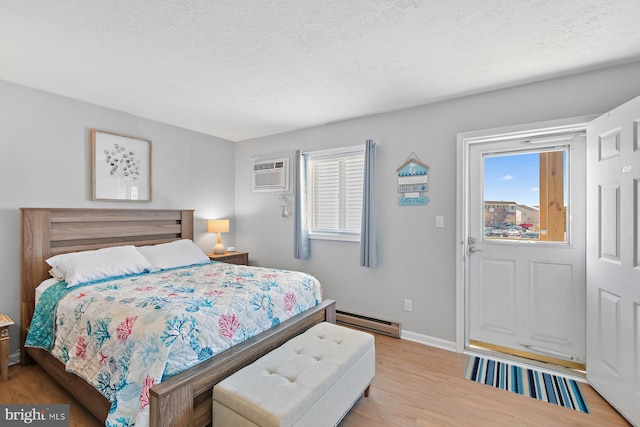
[306,145,365,241]
[483,147,569,242]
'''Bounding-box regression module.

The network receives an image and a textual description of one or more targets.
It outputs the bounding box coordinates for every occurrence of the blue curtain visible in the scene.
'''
[294,149,310,259]
[360,139,377,268]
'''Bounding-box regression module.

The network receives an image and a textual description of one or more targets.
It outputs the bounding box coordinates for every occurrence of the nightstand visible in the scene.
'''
[0,313,14,382]
[208,251,249,266]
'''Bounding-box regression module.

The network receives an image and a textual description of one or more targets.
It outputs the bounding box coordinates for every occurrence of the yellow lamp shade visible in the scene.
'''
[208,219,230,254]
[208,219,229,233]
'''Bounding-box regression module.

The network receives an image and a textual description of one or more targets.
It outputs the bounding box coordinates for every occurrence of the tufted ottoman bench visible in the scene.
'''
[212,322,375,427]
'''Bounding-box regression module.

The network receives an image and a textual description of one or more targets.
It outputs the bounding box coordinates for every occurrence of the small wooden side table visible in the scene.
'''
[0,313,14,382]
[208,251,249,266]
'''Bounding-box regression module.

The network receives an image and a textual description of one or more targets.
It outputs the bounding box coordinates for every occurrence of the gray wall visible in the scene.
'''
[0,80,237,359]
[235,61,640,345]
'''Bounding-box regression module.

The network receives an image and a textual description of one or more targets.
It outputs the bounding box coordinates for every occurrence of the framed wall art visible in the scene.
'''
[90,129,152,201]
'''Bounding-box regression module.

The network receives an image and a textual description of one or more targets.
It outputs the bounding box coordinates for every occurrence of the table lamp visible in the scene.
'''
[208,219,230,254]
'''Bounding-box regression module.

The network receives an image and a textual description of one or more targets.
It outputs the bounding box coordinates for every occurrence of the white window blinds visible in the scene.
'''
[306,146,365,239]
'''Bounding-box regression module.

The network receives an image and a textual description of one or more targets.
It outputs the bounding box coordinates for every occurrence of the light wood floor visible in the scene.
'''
[1,334,630,426]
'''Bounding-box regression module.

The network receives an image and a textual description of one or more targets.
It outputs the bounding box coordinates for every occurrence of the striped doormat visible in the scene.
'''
[464,356,589,413]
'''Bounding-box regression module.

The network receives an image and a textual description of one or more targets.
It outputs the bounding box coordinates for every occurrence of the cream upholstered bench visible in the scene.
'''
[212,322,375,426]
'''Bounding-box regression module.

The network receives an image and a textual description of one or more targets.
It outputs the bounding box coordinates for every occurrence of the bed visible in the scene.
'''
[20,208,336,427]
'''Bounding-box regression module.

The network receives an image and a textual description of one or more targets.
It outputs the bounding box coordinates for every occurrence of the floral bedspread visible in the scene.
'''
[26,262,323,427]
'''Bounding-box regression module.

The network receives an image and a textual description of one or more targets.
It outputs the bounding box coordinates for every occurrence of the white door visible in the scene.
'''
[467,134,586,367]
[586,94,640,424]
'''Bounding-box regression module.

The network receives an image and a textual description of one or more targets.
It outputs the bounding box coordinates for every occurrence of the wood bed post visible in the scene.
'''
[20,209,52,365]
[149,385,194,427]
[181,210,194,241]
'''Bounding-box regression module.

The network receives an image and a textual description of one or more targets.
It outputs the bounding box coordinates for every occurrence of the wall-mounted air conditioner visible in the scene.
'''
[252,157,289,192]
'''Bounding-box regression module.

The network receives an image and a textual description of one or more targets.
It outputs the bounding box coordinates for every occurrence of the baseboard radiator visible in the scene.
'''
[336,310,401,338]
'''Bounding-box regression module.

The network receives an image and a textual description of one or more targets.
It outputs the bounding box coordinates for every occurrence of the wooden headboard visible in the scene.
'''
[20,208,194,364]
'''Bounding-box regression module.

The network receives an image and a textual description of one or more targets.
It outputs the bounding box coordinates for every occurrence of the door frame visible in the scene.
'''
[455,115,597,353]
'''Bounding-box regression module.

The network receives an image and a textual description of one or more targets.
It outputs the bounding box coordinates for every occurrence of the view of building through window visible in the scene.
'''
[483,149,568,242]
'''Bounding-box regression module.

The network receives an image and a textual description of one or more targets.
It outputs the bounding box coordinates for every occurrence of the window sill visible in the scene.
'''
[308,232,360,243]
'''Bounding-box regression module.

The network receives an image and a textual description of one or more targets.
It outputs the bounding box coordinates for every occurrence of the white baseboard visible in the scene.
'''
[400,330,457,352]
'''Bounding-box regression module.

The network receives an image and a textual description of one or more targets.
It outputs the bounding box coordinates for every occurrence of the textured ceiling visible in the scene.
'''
[1,1,640,141]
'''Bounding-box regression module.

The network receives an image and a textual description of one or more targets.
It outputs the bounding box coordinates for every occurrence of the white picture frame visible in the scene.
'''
[90,129,152,201]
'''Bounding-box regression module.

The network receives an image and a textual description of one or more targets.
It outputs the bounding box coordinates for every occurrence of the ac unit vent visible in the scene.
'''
[253,158,289,192]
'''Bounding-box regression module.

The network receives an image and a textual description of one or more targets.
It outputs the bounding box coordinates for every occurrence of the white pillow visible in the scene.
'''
[137,239,210,271]
[46,245,154,287]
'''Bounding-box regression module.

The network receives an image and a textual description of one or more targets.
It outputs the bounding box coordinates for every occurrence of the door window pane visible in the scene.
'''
[483,149,568,242]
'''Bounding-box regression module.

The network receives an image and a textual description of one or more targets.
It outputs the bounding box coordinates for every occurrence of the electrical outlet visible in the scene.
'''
[404,299,412,312]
